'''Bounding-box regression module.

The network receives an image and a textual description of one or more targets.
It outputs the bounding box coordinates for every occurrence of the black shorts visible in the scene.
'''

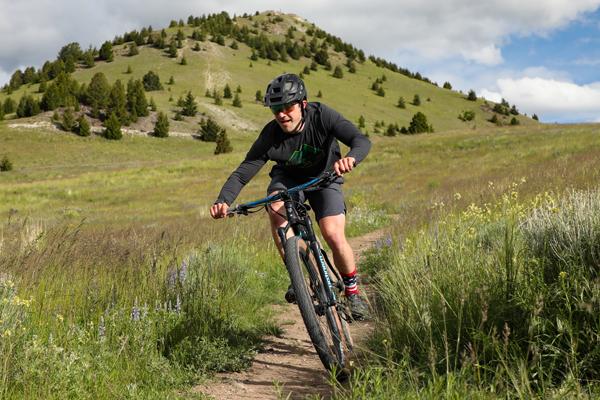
[267,174,346,221]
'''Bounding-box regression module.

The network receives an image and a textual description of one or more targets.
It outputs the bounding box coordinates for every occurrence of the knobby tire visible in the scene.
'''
[284,236,351,375]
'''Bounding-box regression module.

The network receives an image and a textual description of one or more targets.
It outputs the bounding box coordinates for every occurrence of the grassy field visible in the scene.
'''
[2,117,600,397]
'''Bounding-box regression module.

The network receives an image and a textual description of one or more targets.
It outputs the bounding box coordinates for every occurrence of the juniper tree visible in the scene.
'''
[223,84,232,99]
[98,40,114,62]
[103,112,122,140]
[126,79,148,121]
[76,115,91,136]
[16,94,40,118]
[407,112,433,134]
[214,131,233,154]
[128,43,139,56]
[333,65,344,78]
[199,117,224,142]
[142,71,163,91]
[87,72,110,117]
[232,92,242,108]
[181,91,197,116]
[153,111,170,137]
[61,108,76,132]
[108,80,128,124]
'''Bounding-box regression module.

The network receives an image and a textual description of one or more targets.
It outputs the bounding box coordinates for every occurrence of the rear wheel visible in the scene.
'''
[284,236,351,374]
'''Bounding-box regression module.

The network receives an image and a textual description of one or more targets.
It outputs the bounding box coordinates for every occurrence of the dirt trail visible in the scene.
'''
[195,228,389,399]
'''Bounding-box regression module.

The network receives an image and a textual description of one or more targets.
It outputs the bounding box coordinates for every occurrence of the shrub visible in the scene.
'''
[333,65,344,79]
[407,111,433,134]
[199,117,225,142]
[214,131,233,154]
[142,71,163,91]
[0,155,13,171]
[397,97,406,109]
[458,110,475,121]
[510,117,520,125]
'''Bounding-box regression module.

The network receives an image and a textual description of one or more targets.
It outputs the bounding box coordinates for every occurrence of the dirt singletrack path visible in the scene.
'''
[195,227,389,399]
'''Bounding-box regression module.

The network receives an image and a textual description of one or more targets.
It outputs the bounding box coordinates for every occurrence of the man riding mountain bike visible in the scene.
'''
[210,73,371,320]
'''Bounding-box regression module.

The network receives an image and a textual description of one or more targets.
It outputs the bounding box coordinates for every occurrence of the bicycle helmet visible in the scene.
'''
[264,73,307,107]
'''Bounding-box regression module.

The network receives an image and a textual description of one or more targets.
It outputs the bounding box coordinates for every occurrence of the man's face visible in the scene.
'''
[271,100,306,133]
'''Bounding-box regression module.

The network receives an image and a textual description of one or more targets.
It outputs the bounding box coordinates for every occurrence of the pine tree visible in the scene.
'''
[103,112,122,140]
[232,93,242,108]
[16,95,40,118]
[3,97,15,114]
[142,71,163,91]
[199,117,224,142]
[377,87,386,97]
[510,117,520,125]
[180,56,187,65]
[412,94,421,106]
[236,85,242,93]
[255,90,263,102]
[126,65,133,74]
[333,65,344,78]
[108,80,128,124]
[61,108,75,132]
[76,115,91,136]
[149,97,157,111]
[181,91,197,116]
[0,101,3,121]
[126,79,148,121]
[168,42,178,58]
[87,72,110,117]
[317,90,323,98]
[358,115,365,129]
[214,131,233,154]
[128,43,139,56]
[214,91,222,105]
[223,84,232,99]
[467,90,477,101]
[99,41,114,61]
[397,97,406,108]
[532,114,539,121]
[443,81,452,90]
[153,111,169,137]
[407,112,433,134]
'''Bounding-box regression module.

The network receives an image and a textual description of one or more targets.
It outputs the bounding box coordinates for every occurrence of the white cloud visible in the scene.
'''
[493,77,600,122]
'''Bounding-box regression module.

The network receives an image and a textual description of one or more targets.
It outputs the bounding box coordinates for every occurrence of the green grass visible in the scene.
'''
[340,187,600,399]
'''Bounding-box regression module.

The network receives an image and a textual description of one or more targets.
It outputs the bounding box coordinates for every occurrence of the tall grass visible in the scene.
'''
[339,187,600,398]
[0,217,286,398]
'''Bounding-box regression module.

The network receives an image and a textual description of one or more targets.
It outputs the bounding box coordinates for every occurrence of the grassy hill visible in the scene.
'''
[0,11,535,141]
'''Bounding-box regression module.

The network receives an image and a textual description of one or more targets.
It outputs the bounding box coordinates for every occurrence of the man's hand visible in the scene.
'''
[333,157,356,176]
[210,202,230,219]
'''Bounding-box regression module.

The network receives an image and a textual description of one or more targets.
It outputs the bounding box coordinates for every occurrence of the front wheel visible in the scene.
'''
[284,236,351,374]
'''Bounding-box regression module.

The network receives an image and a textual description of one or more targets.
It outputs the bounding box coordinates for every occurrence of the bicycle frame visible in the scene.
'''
[228,171,342,306]
[275,191,339,307]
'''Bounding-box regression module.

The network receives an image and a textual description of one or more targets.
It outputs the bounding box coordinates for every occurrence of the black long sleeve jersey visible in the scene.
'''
[215,102,371,205]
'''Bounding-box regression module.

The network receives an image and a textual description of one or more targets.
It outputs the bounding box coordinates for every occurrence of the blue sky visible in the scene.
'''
[1,0,599,123]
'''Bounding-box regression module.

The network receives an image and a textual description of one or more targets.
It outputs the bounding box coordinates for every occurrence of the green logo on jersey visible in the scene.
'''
[286,144,324,168]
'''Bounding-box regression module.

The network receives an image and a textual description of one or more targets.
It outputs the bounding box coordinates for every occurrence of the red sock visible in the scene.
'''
[341,268,359,296]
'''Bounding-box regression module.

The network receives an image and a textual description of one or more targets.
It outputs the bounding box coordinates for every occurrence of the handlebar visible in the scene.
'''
[226,170,339,216]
